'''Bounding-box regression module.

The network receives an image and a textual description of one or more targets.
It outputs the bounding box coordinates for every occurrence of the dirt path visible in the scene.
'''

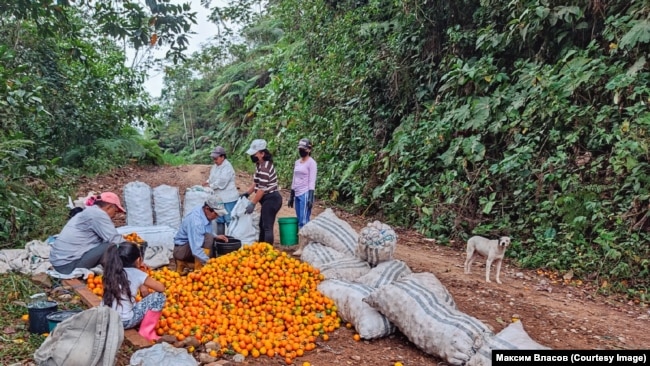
[75,164,650,365]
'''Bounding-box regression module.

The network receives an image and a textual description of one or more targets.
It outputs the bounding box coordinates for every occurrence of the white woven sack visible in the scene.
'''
[467,321,550,366]
[317,279,394,339]
[116,225,178,269]
[300,242,348,267]
[116,225,177,251]
[226,197,259,246]
[124,181,154,226]
[299,208,358,256]
[364,272,491,365]
[318,256,371,281]
[130,342,198,366]
[354,259,412,288]
[183,185,213,217]
[356,220,397,267]
[153,185,182,229]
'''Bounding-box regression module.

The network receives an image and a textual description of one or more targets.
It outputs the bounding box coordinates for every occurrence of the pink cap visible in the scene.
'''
[98,192,126,213]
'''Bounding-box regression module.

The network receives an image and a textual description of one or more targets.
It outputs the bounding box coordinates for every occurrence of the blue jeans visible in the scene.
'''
[295,192,312,229]
[216,200,237,224]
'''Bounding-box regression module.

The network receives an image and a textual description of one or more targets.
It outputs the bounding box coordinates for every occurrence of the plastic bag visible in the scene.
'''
[226,197,259,246]
[129,342,197,366]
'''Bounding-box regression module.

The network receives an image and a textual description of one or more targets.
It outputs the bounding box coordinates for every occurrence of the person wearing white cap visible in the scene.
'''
[51,191,126,274]
[173,196,229,266]
[204,146,239,234]
[288,138,317,229]
[242,139,282,244]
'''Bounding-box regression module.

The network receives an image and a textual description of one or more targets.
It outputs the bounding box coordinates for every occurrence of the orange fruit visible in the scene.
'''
[353,333,361,341]
[146,242,339,358]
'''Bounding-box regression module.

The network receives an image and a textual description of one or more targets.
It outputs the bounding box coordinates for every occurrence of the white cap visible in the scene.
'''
[205,196,228,216]
[246,139,267,155]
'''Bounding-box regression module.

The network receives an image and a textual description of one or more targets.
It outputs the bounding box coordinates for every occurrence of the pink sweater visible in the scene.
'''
[291,157,317,196]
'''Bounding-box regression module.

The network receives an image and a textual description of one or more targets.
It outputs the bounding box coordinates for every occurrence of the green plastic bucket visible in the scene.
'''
[278,217,299,246]
[47,310,82,332]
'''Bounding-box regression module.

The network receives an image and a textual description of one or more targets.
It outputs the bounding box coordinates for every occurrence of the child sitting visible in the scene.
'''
[101,241,166,341]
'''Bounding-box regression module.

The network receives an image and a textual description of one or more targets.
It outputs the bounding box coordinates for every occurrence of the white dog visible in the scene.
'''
[464,236,511,284]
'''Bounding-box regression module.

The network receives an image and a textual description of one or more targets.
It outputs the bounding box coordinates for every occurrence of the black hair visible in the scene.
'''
[94,200,112,209]
[101,241,141,309]
[68,207,84,219]
[260,149,273,162]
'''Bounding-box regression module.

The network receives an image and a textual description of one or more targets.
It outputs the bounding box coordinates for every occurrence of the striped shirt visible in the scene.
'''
[254,160,278,193]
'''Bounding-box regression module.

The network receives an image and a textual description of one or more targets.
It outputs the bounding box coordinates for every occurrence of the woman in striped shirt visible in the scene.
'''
[244,139,283,244]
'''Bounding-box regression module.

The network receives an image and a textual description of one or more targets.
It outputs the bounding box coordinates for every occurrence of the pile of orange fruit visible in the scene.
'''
[86,273,104,297]
[153,242,340,364]
[123,232,145,244]
[86,242,340,364]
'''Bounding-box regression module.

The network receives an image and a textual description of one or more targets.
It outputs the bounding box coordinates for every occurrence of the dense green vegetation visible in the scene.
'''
[158,0,650,294]
[0,1,194,247]
[1,0,649,296]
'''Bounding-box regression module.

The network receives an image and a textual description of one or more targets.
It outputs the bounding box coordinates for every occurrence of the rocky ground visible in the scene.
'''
[73,164,650,365]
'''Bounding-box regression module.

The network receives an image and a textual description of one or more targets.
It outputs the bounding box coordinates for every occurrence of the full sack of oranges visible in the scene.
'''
[88,242,340,363]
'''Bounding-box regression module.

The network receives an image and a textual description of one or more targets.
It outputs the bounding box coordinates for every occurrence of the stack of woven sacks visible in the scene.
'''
[298,208,549,365]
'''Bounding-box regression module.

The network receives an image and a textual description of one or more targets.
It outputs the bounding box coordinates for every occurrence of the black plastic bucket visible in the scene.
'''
[214,236,242,256]
[47,310,82,332]
[28,301,58,334]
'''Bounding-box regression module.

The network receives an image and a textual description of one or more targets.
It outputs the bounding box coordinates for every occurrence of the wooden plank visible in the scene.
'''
[62,278,153,349]
[62,279,100,307]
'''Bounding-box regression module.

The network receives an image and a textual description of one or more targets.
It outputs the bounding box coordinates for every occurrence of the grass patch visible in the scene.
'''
[0,273,51,364]
[161,151,188,166]
[0,273,135,365]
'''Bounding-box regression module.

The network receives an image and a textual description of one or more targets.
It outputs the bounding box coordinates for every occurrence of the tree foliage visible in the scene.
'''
[158,0,650,291]
[0,1,192,246]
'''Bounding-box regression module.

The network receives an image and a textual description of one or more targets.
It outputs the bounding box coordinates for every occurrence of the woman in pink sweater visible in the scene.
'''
[288,138,318,228]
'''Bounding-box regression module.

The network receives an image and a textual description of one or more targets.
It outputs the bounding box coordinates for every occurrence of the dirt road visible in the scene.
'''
[75,164,650,365]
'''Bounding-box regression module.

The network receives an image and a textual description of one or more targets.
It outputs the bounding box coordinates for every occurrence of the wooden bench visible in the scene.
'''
[62,278,152,349]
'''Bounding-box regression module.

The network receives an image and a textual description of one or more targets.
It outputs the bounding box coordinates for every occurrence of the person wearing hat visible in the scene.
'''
[242,139,282,244]
[204,146,239,234]
[51,192,127,274]
[173,196,229,266]
[288,138,317,229]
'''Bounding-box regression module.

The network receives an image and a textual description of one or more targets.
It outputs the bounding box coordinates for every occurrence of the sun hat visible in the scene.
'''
[246,139,267,155]
[210,146,227,158]
[205,196,228,216]
[98,192,126,213]
[298,138,312,150]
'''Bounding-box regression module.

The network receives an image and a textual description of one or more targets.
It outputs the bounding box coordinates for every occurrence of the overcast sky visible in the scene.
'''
[135,1,221,98]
